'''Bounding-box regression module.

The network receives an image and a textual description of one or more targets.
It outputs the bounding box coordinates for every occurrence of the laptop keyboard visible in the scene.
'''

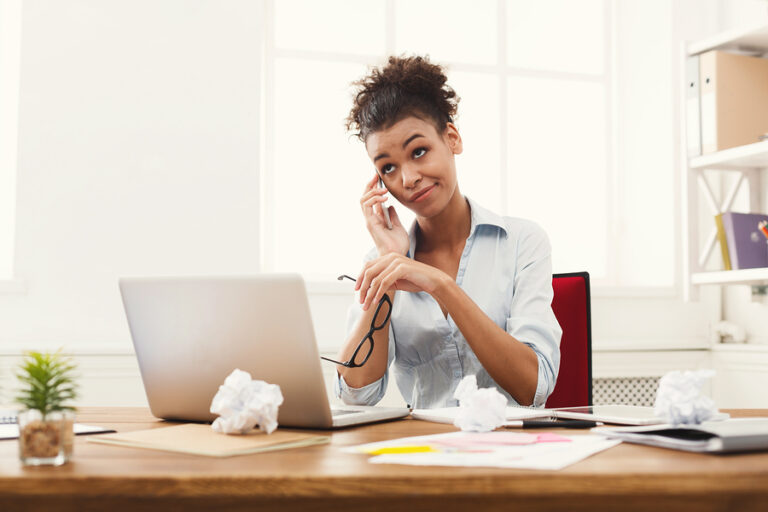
[331,409,363,416]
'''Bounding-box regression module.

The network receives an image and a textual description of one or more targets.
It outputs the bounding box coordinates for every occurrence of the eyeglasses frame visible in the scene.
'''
[320,275,392,368]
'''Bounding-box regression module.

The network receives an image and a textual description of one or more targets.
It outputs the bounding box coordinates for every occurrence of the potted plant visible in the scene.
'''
[15,350,79,466]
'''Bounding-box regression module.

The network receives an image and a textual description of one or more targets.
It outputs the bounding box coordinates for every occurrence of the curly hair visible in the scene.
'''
[346,55,460,142]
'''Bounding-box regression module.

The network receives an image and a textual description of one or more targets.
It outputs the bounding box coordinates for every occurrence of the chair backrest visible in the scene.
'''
[545,272,592,408]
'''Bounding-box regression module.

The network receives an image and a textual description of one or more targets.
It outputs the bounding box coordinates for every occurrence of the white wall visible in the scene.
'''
[0,0,21,281]
[0,0,263,349]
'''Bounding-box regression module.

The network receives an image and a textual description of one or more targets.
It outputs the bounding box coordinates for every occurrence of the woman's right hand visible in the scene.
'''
[361,174,410,256]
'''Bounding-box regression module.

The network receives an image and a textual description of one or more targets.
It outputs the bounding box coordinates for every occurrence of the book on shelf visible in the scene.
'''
[714,213,732,270]
[715,212,768,270]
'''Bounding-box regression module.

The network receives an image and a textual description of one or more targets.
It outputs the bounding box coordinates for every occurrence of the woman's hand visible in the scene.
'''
[361,174,410,256]
[356,253,451,311]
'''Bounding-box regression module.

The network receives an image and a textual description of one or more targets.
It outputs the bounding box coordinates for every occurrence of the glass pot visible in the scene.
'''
[17,409,75,466]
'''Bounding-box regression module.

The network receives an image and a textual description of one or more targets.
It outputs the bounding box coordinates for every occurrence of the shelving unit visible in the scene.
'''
[683,23,768,409]
[683,24,768,299]
[690,267,768,286]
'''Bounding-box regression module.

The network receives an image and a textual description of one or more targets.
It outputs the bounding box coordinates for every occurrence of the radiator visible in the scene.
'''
[592,376,660,407]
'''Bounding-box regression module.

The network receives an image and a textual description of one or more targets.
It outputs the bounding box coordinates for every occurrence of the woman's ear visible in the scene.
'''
[444,122,463,155]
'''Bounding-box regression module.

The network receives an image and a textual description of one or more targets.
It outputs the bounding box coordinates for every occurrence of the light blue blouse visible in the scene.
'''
[335,197,562,409]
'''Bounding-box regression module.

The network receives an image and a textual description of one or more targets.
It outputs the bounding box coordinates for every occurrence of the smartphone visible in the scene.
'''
[378,178,393,230]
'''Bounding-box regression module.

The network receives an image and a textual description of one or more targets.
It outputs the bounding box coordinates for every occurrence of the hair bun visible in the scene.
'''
[346,55,459,141]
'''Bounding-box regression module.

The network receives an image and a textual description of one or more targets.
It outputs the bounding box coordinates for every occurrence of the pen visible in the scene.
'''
[759,220,768,240]
[505,419,599,429]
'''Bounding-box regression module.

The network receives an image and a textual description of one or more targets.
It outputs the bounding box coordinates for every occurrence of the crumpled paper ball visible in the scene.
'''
[452,375,507,432]
[209,369,284,434]
[654,369,718,425]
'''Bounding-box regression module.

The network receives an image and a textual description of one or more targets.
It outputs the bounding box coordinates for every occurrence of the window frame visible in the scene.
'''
[0,0,22,287]
[260,0,680,299]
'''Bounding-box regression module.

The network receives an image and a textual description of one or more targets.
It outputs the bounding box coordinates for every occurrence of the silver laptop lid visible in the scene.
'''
[119,274,335,428]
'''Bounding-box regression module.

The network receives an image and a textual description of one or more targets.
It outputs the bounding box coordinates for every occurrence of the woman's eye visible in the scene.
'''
[413,147,427,159]
[381,163,395,174]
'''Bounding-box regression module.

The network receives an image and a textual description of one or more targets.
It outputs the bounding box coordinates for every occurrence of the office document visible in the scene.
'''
[347,431,620,470]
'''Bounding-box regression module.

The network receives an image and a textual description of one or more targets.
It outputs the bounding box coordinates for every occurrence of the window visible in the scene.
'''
[262,0,675,290]
[0,0,21,281]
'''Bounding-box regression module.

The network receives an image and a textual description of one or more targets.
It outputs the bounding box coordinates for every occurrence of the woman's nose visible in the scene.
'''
[401,164,422,189]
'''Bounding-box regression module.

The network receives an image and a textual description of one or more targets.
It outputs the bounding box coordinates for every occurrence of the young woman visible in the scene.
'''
[331,56,561,409]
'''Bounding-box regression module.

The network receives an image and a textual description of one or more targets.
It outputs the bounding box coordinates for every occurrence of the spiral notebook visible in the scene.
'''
[0,409,115,440]
[0,409,16,425]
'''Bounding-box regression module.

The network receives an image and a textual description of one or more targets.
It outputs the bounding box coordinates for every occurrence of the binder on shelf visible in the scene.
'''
[720,212,768,270]
[699,51,768,154]
[714,213,732,271]
[686,56,701,158]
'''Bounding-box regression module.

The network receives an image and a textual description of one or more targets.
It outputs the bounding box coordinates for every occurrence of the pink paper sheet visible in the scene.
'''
[428,432,571,448]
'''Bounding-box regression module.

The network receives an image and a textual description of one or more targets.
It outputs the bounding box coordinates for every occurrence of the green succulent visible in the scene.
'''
[15,350,78,416]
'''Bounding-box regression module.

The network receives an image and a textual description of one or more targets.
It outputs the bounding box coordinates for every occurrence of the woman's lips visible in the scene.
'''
[411,184,436,202]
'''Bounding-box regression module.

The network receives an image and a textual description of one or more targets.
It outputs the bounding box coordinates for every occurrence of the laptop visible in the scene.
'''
[118,274,410,428]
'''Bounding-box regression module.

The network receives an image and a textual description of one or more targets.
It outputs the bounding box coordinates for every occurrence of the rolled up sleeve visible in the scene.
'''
[505,222,562,407]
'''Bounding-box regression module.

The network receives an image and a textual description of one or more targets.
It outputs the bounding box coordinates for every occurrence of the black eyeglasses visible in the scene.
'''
[320,275,392,368]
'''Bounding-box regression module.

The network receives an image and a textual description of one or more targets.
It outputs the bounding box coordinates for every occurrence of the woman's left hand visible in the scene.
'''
[355,253,450,311]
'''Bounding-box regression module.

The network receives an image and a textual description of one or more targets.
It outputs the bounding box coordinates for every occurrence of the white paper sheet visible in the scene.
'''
[411,406,553,425]
[347,431,621,470]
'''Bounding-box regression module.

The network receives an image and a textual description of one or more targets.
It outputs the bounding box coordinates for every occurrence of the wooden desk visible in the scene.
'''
[1,408,767,512]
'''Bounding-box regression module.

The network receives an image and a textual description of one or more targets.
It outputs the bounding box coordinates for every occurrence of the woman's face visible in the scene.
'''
[365,116,463,219]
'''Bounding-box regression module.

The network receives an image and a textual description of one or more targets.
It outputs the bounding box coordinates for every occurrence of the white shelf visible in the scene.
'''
[691,268,768,285]
[689,140,768,170]
[688,23,768,55]
[711,343,768,354]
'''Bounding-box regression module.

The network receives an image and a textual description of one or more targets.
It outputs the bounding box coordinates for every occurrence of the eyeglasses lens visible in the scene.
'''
[351,336,373,367]
[371,297,392,330]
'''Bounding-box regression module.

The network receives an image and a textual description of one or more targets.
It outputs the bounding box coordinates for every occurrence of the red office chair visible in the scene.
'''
[545,272,592,408]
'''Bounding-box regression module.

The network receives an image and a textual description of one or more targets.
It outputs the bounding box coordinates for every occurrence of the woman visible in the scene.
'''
[331,56,561,409]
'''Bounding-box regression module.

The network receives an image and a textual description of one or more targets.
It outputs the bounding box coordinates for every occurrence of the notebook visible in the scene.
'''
[0,409,17,424]
[1,422,115,440]
[594,418,768,453]
[88,423,329,457]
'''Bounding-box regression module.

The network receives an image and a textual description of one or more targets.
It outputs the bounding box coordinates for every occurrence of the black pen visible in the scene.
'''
[505,419,598,429]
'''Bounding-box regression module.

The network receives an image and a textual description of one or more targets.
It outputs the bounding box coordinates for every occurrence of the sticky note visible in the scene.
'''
[536,433,571,443]
[365,445,437,455]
